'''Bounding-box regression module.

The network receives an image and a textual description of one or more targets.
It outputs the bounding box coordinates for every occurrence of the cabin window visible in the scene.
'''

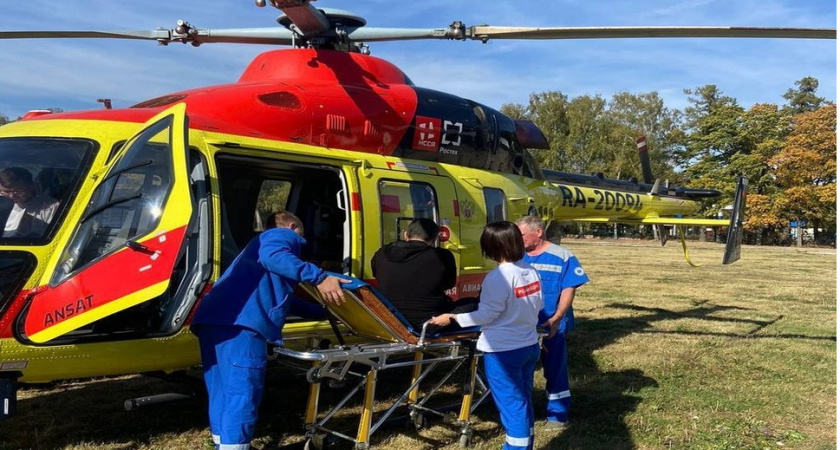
[0,138,95,244]
[106,140,127,164]
[483,188,507,223]
[377,180,438,245]
[253,180,292,232]
[51,117,174,283]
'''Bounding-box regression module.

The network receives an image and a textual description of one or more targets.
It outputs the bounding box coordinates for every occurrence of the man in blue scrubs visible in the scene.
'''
[516,216,589,428]
[192,211,348,449]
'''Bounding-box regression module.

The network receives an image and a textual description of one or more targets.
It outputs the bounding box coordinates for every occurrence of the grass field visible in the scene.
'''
[0,240,835,450]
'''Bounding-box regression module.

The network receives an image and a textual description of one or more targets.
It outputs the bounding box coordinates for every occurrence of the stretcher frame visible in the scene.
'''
[274,276,489,450]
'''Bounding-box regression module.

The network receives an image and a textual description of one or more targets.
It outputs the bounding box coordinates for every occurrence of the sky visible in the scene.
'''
[0,0,835,119]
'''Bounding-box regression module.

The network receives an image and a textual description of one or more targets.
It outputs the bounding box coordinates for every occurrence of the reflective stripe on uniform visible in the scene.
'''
[531,263,563,273]
[547,390,571,400]
[219,444,250,450]
[505,435,531,447]
[212,435,220,444]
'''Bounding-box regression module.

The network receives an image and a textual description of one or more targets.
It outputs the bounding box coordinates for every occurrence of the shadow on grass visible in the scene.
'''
[533,301,835,450]
[1,373,209,450]
[604,302,835,341]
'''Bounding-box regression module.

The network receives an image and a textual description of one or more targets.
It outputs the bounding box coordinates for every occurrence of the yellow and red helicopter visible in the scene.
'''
[0,0,833,418]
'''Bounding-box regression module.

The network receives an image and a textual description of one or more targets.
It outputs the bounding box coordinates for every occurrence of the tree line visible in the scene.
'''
[501,77,836,246]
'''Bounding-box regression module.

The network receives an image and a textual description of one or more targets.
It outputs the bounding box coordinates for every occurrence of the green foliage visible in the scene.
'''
[503,77,834,244]
[782,77,827,115]
[255,180,291,229]
[508,91,683,185]
[770,105,837,230]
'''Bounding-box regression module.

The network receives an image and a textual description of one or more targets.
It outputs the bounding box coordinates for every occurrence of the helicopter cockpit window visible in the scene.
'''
[0,138,94,244]
[378,180,438,245]
[51,117,174,284]
[483,188,507,223]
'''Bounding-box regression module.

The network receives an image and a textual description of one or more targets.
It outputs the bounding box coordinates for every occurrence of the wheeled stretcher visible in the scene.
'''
[274,275,489,450]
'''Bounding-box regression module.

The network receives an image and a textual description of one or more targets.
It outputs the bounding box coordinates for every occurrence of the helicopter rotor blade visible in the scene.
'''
[0,30,172,41]
[466,26,836,41]
[0,24,832,47]
[0,28,297,46]
[341,24,836,43]
[344,27,458,42]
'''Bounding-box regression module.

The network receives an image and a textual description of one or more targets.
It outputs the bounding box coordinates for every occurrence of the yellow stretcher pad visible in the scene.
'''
[298,274,479,345]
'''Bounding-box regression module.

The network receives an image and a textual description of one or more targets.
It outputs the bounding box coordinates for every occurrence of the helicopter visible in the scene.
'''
[0,0,834,420]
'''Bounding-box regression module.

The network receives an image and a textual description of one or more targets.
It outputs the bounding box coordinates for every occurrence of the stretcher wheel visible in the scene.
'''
[304,433,326,450]
[410,412,427,430]
[306,367,322,384]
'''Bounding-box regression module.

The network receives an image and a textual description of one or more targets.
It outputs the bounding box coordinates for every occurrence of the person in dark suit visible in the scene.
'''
[371,218,476,332]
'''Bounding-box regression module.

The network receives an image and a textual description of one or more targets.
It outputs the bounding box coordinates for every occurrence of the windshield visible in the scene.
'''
[0,138,95,244]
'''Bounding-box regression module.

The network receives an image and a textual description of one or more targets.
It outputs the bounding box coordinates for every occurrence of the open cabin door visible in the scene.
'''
[22,104,193,344]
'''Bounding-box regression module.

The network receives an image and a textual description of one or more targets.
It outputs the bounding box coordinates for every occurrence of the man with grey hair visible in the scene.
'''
[516,215,589,428]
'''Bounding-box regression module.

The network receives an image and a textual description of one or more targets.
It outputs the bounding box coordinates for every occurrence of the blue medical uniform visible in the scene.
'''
[192,228,328,449]
[485,344,541,450]
[522,244,589,424]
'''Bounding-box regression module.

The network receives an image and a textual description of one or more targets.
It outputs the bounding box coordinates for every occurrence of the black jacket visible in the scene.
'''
[371,240,457,329]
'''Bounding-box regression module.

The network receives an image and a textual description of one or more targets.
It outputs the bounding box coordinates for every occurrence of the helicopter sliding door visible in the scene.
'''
[20,104,195,344]
[214,154,353,278]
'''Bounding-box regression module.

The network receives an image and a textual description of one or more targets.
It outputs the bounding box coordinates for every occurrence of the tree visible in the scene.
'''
[562,94,612,175]
[606,91,683,183]
[770,105,837,240]
[679,85,746,170]
[677,85,748,219]
[502,91,684,181]
[501,92,571,171]
[499,103,527,120]
[722,104,793,244]
[782,77,827,115]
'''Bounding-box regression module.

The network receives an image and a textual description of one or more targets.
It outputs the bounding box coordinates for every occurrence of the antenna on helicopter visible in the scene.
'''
[96,98,112,109]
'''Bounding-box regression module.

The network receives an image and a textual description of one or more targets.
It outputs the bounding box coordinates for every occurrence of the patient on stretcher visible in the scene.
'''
[301,273,479,345]
[371,218,478,333]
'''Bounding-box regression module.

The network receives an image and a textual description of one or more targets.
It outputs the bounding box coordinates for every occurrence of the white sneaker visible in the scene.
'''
[544,420,568,430]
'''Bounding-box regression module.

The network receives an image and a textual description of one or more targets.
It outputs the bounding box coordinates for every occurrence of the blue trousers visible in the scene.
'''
[196,325,268,450]
[484,344,540,450]
[541,332,570,423]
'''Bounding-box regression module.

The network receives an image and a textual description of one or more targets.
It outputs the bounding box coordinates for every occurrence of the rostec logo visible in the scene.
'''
[442,120,463,146]
[412,116,442,152]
